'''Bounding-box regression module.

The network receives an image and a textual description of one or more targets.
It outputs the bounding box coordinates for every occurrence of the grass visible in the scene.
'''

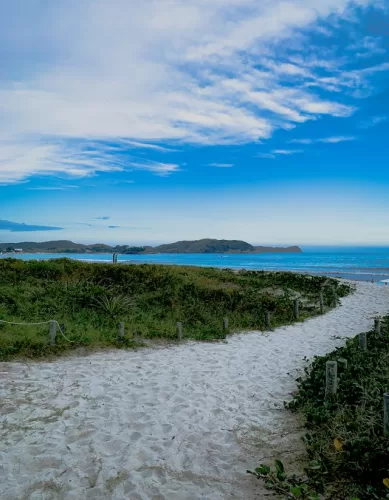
[0,258,351,361]
[282,316,389,499]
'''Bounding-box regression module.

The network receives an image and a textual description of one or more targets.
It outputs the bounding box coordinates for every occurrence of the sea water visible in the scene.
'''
[3,246,389,282]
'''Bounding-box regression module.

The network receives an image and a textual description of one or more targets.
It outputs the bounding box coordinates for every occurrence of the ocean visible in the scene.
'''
[3,246,389,282]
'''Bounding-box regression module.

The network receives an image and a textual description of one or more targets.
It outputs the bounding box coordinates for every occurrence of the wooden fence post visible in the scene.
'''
[264,311,271,328]
[176,322,183,340]
[49,321,56,346]
[384,394,389,435]
[325,361,338,398]
[223,317,229,334]
[375,318,381,335]
[118,322,125,339]
[319,292,324,314]
[359,332,367,351]
[293,299,299,319]
[332,288,337,307]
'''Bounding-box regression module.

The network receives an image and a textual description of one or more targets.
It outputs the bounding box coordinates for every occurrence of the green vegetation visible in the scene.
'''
[153,238,255,253]
[122,246,147,254]
[0,258,350,361]
[258,317,389,500]
[248,460,320,499]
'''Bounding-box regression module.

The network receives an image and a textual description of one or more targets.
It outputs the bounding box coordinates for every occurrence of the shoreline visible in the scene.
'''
[2,253,389,282]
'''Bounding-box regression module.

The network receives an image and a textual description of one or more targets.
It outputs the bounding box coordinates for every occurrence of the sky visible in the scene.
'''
[1,0,389,246]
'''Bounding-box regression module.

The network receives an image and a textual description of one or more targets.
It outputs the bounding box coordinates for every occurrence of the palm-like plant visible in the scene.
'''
[93,294,134,318]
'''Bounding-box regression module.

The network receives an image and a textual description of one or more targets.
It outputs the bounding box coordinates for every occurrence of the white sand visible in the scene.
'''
[2,282,389,500]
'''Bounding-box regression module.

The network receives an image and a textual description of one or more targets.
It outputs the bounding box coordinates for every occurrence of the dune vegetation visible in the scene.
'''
[284,316,389,500]
[251,315,389,499]
[0,258,350,361]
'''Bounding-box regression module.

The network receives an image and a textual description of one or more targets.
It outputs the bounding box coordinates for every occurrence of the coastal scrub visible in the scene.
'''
[0,258,350,360]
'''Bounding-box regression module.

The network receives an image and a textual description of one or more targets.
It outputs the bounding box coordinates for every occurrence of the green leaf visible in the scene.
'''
[290,486,302,497]
[275,459,285,474]
[255,465,270,476]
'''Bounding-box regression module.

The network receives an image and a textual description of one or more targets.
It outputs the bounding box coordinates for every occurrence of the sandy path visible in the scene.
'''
[1,282,389,500]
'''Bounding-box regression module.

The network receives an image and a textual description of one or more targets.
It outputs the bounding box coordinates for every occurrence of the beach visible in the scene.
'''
[2,281,389,500]
[4,248,389,281]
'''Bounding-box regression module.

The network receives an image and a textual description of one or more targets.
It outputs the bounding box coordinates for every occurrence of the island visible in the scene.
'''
[0,239,303,254]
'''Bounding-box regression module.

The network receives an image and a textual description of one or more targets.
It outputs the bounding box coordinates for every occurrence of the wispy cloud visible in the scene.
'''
[208,163,234,168]
[122,141,176,153]
[288,138,314,144]
[257,149,303,159]
[289,136,356,144]
[28,185,79,191]
[359,116,388,129]
[129,162,180,176]
[108,225,121,229]
[0,219,63,232]
[319,136,356,143]
[272,149,303,155]
[95,216,110,220]
[0,0,387,183]
[306,62,389,96]
[347,36,386,59]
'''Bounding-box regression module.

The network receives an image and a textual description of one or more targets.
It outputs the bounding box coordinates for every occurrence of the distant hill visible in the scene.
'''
[253,245,302,254]
[0,240,88,252]
[0,239,302,254]
[0,240,114,253]
[152,239,254,254]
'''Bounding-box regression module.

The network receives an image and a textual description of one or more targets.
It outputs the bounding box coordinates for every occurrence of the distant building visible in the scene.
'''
[14,249,23,253]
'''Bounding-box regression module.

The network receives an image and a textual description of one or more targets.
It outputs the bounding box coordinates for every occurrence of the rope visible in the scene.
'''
[0,319,74,343]
[0,319,51,326]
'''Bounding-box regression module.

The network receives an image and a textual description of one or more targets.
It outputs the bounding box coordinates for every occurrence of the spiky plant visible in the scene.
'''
[92,294,134,318]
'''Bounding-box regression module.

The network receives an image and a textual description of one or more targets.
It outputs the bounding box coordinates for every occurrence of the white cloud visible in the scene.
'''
[257,149,302,158]
[307,62,389,95]
[288,138,313,144]
[289,136,356,144]
[28,185,79,191]
[129,162,180,176]
[348,36,386,58]
[121,141,176,152]
[272,149,303,155]
[0,0,386,183]
[319,136,356,143]
[209,163,234,168]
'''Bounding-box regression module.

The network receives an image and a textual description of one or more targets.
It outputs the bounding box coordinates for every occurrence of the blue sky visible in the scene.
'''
[1,0,389,246]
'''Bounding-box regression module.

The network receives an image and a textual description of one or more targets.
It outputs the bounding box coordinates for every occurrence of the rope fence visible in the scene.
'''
[0,290,338,346]
[0,319,74,344]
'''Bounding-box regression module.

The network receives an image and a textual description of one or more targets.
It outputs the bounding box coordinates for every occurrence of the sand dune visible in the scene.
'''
[2,282,389,500]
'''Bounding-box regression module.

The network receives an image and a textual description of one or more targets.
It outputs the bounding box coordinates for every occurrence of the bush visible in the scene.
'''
[286,317,389,499]
[0,259,351,360]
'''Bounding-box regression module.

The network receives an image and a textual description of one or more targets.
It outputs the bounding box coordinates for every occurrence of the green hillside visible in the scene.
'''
[153,238,254,253]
